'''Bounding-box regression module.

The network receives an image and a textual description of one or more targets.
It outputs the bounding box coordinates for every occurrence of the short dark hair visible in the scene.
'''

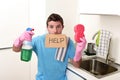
[46,13,64,27]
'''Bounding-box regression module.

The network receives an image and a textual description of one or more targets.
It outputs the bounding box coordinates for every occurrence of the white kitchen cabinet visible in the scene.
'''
[66,68,86,80]
[79,0,120,15]
[0,49,30,80]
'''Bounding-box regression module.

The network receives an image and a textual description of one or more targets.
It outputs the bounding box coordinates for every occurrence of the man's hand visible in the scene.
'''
[19,31,34,41]
[13,28,34,47]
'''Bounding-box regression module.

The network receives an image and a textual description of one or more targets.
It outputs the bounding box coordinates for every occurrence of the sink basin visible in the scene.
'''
[80,58,118,78]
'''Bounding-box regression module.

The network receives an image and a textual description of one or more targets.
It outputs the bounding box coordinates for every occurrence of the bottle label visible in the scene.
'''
[23,41,32,45]
[22,41,32,49]
[21,49,32,62]
[22,45,32,49]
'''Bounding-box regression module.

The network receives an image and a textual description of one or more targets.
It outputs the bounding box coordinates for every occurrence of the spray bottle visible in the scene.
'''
[21,27,34,62]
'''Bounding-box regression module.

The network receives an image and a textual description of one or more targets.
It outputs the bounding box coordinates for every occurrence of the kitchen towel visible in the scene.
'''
[95,29,112,56]
[55,37,70,62]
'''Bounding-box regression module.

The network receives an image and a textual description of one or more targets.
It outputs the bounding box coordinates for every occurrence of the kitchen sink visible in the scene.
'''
[80,57,118,78]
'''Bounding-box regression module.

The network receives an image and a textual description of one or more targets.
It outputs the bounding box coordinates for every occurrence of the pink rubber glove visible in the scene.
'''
[13,28,34,47]
[74,37,86,62]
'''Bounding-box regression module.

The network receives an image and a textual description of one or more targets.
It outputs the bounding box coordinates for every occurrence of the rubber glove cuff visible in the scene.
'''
[74,37,86,62]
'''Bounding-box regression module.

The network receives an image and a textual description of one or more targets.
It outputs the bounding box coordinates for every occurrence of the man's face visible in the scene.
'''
[47,21,64,34]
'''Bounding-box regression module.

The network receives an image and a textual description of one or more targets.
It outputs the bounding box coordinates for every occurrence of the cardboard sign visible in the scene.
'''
[45,34,67,48]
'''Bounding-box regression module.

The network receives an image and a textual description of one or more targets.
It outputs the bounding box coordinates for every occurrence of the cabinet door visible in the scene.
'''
[66,68,86,80]
[0,49,30,80]
[79,0,119,15]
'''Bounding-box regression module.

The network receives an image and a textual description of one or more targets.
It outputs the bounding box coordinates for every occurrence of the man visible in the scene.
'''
[13,13,86,80]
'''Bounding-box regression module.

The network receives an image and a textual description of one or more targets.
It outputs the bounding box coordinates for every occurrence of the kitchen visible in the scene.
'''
[0,0,120,80]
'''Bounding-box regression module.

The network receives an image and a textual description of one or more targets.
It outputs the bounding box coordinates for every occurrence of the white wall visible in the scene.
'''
[30,0,46,35]
[79,14,120,64]
[0,0,29,48]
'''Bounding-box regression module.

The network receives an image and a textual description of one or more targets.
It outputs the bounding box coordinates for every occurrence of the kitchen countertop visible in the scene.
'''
[67,55,120,80]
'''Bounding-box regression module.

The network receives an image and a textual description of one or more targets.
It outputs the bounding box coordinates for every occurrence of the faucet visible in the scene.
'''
[106,55,115,64]
[105,38,115,64]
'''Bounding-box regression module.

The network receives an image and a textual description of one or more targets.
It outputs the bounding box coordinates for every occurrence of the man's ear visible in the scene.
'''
[62,25,64,28]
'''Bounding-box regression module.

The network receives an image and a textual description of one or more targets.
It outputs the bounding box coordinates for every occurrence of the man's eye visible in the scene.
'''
[49,25,53,28]
[56,25,61,28]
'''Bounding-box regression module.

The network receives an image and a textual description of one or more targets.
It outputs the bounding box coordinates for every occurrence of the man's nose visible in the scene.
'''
[53,28,57,33]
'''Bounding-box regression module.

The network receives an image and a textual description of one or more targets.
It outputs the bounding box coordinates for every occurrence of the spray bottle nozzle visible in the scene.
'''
[26,27,34,31]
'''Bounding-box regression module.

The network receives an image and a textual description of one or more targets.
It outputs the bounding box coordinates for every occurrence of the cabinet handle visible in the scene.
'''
[0,47,12,50]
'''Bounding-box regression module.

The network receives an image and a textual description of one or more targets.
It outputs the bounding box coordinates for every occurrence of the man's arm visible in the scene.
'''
[71,37,86,68]
[12,45,22,52]
[70,59,82,68]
